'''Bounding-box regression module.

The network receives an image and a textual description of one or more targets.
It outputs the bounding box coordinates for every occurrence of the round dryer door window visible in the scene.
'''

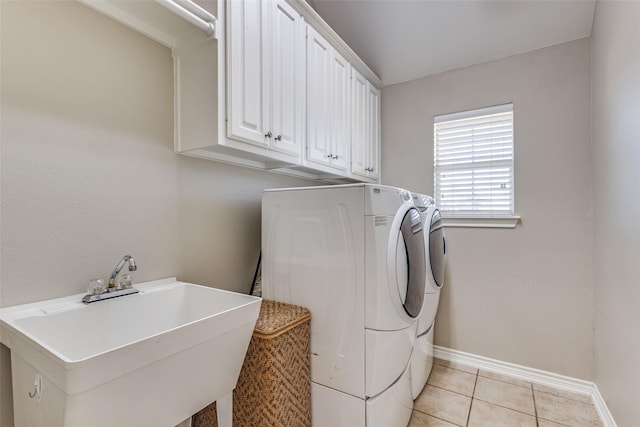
[395,208,427,318]
[429,209,446,288]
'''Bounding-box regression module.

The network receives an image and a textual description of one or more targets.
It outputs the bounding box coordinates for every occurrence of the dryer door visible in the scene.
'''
[395,207,427,318]
[429,209,446,288]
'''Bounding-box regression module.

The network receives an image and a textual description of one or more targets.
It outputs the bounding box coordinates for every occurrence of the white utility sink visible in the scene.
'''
[0,278,261,427]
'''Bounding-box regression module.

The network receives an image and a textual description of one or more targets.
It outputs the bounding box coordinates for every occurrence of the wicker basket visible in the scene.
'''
[193,300,311,427]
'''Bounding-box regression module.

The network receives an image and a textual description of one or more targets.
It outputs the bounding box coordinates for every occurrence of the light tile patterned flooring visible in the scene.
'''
[410,358,603,427]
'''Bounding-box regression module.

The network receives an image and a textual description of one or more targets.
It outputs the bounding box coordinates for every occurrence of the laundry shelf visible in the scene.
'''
[78,0,218,48]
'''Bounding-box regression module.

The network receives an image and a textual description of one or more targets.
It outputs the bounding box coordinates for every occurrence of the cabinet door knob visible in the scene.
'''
[333,155,339,160]
[274,135,282,141]
[326,154,333,159]
[265,131,272,138]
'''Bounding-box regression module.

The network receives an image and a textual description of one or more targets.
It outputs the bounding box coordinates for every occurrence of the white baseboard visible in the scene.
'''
[592,383,618,427]
[433,345,617,427]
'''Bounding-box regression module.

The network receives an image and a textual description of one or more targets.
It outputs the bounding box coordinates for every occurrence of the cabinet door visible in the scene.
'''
[270,0,305,156]
[329,49,350,171]
[306,25,332,166]
[351,67,369,177]
[227,0,270,146]
[351,68,380,181]
[366,82,380,179]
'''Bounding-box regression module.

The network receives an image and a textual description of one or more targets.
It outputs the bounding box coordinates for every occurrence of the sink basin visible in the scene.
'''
[0,278,261,427]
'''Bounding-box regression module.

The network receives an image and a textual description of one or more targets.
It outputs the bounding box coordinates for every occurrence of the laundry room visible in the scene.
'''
[0,1,638,426]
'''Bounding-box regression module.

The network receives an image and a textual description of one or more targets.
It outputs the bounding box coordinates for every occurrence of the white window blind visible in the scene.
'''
[434,103,514,217]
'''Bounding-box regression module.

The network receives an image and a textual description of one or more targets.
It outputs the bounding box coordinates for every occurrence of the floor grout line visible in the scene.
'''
[476,371,533,389]
[411,404,466,427]
[471,396,538,418]
[532,382,539,427]
[427,382,475,399]
[465,372,479,426]
[536,415,573,427]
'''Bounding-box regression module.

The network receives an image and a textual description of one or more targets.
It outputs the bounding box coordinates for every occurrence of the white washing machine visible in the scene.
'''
[262,184,427,427]
[410,192,446,399]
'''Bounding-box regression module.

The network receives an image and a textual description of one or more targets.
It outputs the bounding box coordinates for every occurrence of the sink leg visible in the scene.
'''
[217,392,233,427]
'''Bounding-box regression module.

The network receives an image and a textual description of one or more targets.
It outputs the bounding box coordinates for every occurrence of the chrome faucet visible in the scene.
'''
[82,255,139,304]
[108,255,137,288]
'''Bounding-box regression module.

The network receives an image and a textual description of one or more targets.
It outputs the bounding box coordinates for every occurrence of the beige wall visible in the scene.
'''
[0,2,311,425]
[381,39,594,379]
[6,0,636,425]
[591,2,640,425]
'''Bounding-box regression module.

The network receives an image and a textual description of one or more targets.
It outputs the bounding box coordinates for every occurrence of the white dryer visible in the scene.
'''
[262,184,427,427]
[410,193,446,399]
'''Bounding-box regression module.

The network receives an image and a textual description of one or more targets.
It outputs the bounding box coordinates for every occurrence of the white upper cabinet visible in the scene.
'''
[270,0,306,155]
[306,25,350,173]
[351,68,368,176]
[351,67,380,181]
[227,0,304,158]
[330,49,350,171]
[306,26,331,165]
[86,0,382,181]
[227,0,268,146]
[367,83,381,179]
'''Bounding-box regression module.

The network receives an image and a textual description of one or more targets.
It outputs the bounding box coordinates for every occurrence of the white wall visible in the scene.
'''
[0,2,311,426]
[382,39,594,379]
[591,2,640,425]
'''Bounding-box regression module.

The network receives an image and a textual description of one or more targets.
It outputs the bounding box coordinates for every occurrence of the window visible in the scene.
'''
[434,104,516,225]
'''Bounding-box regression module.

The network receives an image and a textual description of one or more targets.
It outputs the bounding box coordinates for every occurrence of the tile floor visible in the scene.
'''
[410,358,603,427]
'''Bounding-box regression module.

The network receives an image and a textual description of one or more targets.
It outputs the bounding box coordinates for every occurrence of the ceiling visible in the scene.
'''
[308,0,596,86]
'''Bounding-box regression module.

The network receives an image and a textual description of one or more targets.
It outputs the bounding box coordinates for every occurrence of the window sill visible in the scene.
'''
[441,216,521,229]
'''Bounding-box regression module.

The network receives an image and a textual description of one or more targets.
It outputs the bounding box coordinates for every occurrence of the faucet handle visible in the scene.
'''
[87,279,107,296]
[119,274,133,290]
